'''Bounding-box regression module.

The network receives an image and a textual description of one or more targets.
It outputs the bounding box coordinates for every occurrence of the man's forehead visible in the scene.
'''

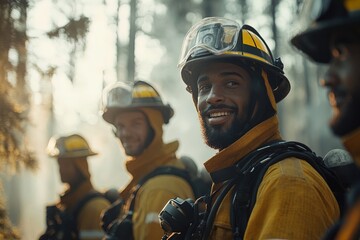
[330,27,360,45]
[114,109,147,123]
[197,62,251,81]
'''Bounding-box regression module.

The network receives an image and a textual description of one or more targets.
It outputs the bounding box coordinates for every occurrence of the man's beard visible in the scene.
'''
[121,126,155,157]
[199,112,246,150]
[331,93,360,136]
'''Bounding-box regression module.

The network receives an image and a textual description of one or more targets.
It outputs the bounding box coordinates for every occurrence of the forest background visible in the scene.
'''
[0,0,342,239]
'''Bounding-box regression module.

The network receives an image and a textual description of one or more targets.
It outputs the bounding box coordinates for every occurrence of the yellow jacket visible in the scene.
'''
[120,142,195,240]
[204,116,339,240]
[59,181,110,240]
[119,108,195,240]
[333,127,360,240]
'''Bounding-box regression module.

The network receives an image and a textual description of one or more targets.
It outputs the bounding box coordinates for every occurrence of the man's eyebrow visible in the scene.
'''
[197,75,208,85]
[133,117,146,122]
[220,71,245,79]
[197,70,246,85]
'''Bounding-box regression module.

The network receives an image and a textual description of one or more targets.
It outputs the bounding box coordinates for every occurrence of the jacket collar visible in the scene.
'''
[120,140,179,200]
[204,115,282,176]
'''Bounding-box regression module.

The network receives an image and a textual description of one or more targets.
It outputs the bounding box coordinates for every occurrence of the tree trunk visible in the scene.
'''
[115,0,122,82]
[127,0,137,83]
[14,0,29,105]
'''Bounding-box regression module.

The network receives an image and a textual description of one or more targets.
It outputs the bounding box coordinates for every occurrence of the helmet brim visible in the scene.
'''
[50,150,98,159]
[181,54,290,103]
[291,14,360,63]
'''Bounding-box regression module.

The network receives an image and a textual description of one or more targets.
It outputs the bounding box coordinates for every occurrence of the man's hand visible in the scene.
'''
[100,199,123,232]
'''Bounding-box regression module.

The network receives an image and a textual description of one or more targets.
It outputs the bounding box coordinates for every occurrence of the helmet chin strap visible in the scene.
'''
[235,67,275,139]
[234,86,257,140]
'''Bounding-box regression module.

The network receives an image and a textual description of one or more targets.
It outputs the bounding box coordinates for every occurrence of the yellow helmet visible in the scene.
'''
[101,80,174,124]
[179,17,290,103]
[291,0,360,63]
[47,134,97,158]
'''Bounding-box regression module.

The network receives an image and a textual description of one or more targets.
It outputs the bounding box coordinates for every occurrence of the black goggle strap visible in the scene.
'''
[230,172,259,240]
[201,178,239,240]
[229,141,320,239]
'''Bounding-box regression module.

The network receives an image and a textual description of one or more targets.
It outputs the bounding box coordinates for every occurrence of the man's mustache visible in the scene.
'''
[200,104,237,117]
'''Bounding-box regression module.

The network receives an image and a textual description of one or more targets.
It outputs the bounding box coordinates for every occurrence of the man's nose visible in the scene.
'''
[321,66,339,88]
[206,85,225,104]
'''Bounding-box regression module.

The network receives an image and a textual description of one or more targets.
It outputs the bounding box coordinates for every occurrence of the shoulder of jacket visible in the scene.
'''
[265,157,324,179]
[144,173,191,188]
[136,175,192,198]
[80,194,111,211]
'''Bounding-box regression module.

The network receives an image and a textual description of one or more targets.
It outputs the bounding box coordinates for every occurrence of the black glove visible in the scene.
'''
[103,213,133,240]
[39,205,77,240]
[101,199,123,232]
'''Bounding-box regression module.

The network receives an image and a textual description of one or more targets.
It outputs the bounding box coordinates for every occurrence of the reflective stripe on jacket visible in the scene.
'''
[131,172,195,240]
[77,197,111,240]
[60,181,110,240]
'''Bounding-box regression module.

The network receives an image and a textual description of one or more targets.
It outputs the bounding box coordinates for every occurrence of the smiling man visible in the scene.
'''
[291,0,360,238]
[167,17,340,240]
[100,80,195,240]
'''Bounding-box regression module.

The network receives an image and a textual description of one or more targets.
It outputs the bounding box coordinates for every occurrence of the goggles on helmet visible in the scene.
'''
[101,81,134,110]
[178,17,241,69]
[102,80,174,124]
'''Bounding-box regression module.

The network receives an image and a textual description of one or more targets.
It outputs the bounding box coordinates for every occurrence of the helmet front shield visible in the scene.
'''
[102,81,134,110]
[178,17,241,69]
[101,80,174,124]
[179,17,290,103]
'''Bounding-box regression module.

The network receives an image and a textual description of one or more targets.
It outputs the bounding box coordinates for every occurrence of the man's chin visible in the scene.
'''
[330,113,360,137]
[330,96,360,136]
[203,126,238,150]
[124,147,141,157]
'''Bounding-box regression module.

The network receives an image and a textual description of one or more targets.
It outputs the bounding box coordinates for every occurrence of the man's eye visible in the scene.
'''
[133,121,145,127]
[331,44,348,60]
[226,80,239,88]
[198,83,211,92]
[133,122,141,127]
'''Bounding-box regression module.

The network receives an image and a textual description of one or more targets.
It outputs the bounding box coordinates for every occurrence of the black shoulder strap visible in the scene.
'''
[230,141,345,240]
[129,166,197,212]
[72,191,105,224]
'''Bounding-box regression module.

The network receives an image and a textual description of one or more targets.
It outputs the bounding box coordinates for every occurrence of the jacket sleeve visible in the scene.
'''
[77,197,111,240]
[132,175,195,240]
[244,158,340,240]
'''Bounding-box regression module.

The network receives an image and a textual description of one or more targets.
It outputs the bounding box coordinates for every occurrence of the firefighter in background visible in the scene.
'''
[160,17,339,239]
[100,80,195,240]
[291,0,360,238]
[39,134,110,240]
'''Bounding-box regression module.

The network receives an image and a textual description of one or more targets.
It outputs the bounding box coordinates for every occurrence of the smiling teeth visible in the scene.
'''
[210,112,230,118]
